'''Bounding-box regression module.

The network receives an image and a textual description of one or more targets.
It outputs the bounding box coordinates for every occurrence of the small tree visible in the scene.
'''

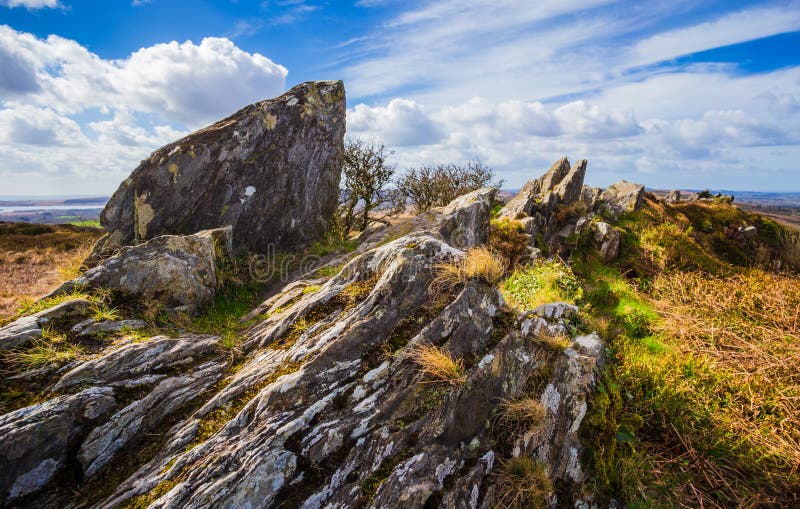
[397,161,500,212]
[336,139,396,237]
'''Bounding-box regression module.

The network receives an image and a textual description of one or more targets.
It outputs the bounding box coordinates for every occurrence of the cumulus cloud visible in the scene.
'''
[1,0,61,9]
[348,99,444,146]
[0,106,84,146]
[0,25,288,194]
[0,26,288,126]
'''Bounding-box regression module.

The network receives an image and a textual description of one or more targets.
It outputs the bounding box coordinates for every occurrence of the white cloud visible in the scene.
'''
[631,4,800,66]
[348,99,444,146]
[0,26,288,194]
[1,0,61,9]
[0,105,85,146]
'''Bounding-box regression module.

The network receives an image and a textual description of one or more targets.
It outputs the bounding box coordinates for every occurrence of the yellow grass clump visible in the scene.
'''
[408,343,466,386]
[431,246,507,294]
[494,456,552,509]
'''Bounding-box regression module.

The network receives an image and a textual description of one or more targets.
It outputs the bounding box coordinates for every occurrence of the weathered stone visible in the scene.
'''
[0,387,116,502]
[53,335,221,392]
[499,157,570,219]
[0,315,41,351]
[554,159,587,206]
[602,180,645,217]
[76,319,147,337]
[79,361,225,477]
[593,221,621,262]
[436,187,496,249]
[664,189,681,204]
[97,80,346,255]
[0,299,93,351]
[581,185,602,208]
[51,227,230,313]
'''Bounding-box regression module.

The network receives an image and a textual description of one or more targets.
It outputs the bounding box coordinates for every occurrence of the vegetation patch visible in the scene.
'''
[501,259,582,311]
[576,197,800,507]
[431,246,507,295]
[408,343,467,386]
[493,456,552,509]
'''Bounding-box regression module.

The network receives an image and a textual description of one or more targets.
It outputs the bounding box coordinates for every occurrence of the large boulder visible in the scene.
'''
[601,180,645,217]
[51,227,231,313]
[97,80,346,255]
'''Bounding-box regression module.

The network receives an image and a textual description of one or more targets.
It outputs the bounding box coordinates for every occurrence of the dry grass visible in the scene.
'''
[0,222,103,321]
[496,397,546,433]
[407,343,466,386]
[494,456,552,509]
[652,269,800,477]
[431,246,507,294]
[532,331,572,352]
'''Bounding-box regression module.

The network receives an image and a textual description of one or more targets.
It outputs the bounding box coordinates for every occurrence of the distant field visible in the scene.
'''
[0,222,104,321]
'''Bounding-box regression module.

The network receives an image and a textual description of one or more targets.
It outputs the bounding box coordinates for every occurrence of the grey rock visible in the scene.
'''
[554,159,587,206]
[593,221,621,262]
[51,227,230,313]
[53,335,220,392]
[0,315,41,351]
[97,80,346,255]
[0,299,93,351]
[664,189,681,204]
[77,319,147,337]
[601,180,645,217]
[0,387,116,501]
[79,361,225,477]
[499,157,571,219]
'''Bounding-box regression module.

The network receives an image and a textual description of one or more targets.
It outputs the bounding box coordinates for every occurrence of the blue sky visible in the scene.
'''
[1,0,799,194]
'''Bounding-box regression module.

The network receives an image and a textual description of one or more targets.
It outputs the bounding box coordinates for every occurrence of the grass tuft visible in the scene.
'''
[431,246,507,294]
[408,343,466,386]
[494,456,552,509]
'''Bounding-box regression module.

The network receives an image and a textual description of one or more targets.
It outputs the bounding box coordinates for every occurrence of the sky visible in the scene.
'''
[0,0,799,195]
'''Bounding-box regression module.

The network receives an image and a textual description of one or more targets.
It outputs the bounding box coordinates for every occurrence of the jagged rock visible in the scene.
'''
[50,227,231,313]
[96,80,346,256]
[554,159,587,206]
[499,157,571,219]
[53,335,221,392]
[0,316,41,351]
[0,299,93,351]
[79,361,225,477]
[515,333,604,483]
[581,186,602,209]
[75,319,148,337]
[601,180,645,217]
[499,157,587,246]
[664,189,681,204]
[436,187,496,248]
[0,387,116,502]
[593,221,621,261]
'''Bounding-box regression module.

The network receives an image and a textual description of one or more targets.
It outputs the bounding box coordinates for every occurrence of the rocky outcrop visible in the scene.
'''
[0,299,92,351]
[601,180,644,218]
[664,189,681,204]
[51,227,231,313]
[97,80,346,256]
[0,387,117,502]
[592,221,622,262]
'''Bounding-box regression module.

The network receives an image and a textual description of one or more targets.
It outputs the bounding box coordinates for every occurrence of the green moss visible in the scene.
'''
[501,259,582,311]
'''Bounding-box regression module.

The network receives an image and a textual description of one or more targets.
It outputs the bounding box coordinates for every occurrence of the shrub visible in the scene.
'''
[490,218,530,268]
[501,259,582,311]
[397,161,500,212]
[407,344,466,386]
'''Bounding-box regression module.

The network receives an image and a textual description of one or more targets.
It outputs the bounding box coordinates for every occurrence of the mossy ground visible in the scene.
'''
[573,196,800,507]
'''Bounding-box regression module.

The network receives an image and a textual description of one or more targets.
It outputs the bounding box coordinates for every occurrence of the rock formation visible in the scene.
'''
[95,80,346,256]
[52,227,232,313]
[0,186,606,508]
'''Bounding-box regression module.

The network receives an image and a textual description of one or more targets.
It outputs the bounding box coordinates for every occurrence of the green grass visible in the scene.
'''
[68,219,103,229]
[8,327,85,370]
[500,258,582,311]
[575,197,800,507]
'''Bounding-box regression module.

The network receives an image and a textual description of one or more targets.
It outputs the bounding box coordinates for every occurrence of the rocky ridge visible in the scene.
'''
[0,82,651,508]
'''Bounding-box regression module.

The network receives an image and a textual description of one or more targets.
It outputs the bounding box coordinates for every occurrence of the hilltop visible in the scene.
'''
[0,82,798,509]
